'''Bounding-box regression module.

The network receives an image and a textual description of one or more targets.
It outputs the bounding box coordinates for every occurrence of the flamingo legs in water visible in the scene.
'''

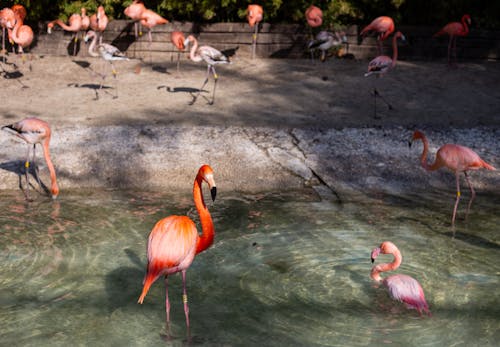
[452,171,476,227]
[190,65,219,105]
[22,144,44,200]
[163,272,191,339]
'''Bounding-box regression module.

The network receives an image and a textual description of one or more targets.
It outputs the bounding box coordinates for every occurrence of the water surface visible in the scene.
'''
[0,188,498,346]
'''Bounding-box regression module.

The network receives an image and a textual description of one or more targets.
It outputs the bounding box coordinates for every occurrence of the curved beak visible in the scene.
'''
[210,187,217,202]
[183,38,190,48]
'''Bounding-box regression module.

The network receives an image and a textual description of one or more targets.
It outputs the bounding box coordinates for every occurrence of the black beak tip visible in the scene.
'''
[210,187,217,202]
[371,258,375,263]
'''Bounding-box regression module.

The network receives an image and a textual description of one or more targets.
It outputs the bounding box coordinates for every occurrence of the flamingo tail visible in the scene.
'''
[137,272,159,304]
[481,159,496,171]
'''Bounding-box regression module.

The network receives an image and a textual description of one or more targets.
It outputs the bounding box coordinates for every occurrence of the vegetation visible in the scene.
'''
[1,0,499,29]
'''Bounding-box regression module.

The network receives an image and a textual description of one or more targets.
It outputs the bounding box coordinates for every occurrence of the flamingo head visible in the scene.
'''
[51,184,60,200]
[198,164,216,202]
[371,247,381,263]
[371,241,398,262]
[183,35,195,48]
[47,22,54,34]
[394,31,406,42]
[463,14,471,25]
[84,30,95,43]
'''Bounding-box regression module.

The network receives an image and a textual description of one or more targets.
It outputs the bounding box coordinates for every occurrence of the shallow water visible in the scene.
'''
[0,188,498,346]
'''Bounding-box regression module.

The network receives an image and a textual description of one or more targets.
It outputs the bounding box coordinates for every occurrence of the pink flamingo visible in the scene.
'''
[364,31,405,116]
[184,34,230,105]
[305,5,323,28]
[247,4,263,59]
[360,16,395,55]
[89,6,108,45]
[8,10,33,58]
[138,165,217,336]
[433,14,471,66]
[139,9,168,62]
[47,13,84,56]
[371,241,430,315]
[124,0,146,39]
[170,31,185,73]
[81,8,90,31]
[410,130,496,227]
[0,7,16,62]
[2,117,59,200]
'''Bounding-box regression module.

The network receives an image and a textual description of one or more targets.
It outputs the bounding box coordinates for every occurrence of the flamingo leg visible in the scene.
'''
[451,171,462,227]
[252,24,258,60]
[72,33,78,56]
[176,51,180,74]
[23,145,31,200]
[32,143,43,191]
[209,66,218,105]
[464,171,475,221]
[148,29,153,64]
[189,65,210,105]
[164,276,171,333]
[181,270,191,335]
[447,35,453,65]
[110,61,118,99]
[2,27,5,64]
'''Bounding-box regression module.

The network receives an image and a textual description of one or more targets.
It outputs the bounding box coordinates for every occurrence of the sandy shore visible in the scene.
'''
[0,54,498,198]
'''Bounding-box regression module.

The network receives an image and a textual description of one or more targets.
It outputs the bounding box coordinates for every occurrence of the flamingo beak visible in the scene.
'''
[210,187,217,202]
[371,247,381,263]
[183,38,190,47]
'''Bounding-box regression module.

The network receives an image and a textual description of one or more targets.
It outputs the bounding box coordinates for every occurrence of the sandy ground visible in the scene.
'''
[0,53,499,199]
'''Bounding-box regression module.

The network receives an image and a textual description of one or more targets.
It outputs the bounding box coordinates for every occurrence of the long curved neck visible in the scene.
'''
[42,136,59,198]
[416,134,441,171]
[391,35,399,67]
[87,32,99,57]
[51,19,79,32]
[11,17,23,41]
[461,17,469,35]
[189,38,203,62]
[194,175,214,254]
[371,249,402,282]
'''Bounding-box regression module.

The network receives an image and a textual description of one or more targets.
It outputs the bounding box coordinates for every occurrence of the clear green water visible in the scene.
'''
[0,188,498,346]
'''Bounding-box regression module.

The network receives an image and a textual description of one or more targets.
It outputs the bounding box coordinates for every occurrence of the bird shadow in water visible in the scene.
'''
[0,160,50,197]
[443,230,500,250]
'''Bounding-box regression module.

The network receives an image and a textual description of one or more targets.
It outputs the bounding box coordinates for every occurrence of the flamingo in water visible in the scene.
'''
[360,16,395,55]
[371,241,430,315]
[184,35,230,105]
[433,14,471,66]
[247,4,263,59]
[47,13,84,56]
[170,31,185,73]
[2,117,59,200]
[138,164,217,336]
[410,130,496,227]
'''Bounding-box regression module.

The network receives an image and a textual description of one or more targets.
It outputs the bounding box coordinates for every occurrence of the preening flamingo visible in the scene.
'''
[2,117,59,200]
[89,6,108,45]
[410,130,496,227]
[84,30,129,99]
[47,13,84,56]
[360,16,395,55]
[247,4,263,59]
[170,31,185,73]
[138,164,217,336]
[371,241,430,315]
[305,5,323,28]
[0,7,15,62]
[433,14,471,66]
[8,10,33,56]
[184,34,230,105]
[308,30,348,62]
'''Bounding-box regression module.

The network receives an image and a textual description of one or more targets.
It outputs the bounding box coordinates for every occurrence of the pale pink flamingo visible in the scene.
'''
[170,31,185,73]
[360,16,395,55]
[47,13,84,56]
[139,9,168,62]
[247,4,263,59]
[184,34,230,105]
[364,31,405,117]
[2,117,59,200]
[371,241,430,315]
[81,8,90,31]
[433,14,471,66]
[8,10,33,58]
[138,164,217,336]
[410,130,496,227]
[89,5,108,45]
[0,7,16,63]
[305,5,323,28]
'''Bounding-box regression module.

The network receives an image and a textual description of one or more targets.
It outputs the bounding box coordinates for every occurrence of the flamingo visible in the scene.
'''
[184,34,230,105]
[0,7,15,63]
[170,31,185,73]
[8,10,33,58]
[124,0,146,39]
[410,130,496,227]
[81,8,90,32]
[2,117,59,200]
[247,4,263,59]
[11,4,26,22]
[371,241,430,315]
[47,13,84,56]
[308,30,348,62]
[138,164,217,336]
[433,14,471,66]
[360,16,395,55]
[89,5,108,45]
[139,9,168,63]
[305,5,323,28]
[84,30,129,99]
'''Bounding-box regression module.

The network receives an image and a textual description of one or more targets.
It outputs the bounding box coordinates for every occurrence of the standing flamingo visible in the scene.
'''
[139,9,168,63]
[305,5,323,28]
[0,7,15,63]
[138,164,217,336]
[308,30,348,62]
[124,0,146,39]
[410,130,496,227]
[371,241,430,315]
[170,31,185,73]
[184,35,230,105]
[84,30,129,99]
[89,6,108,45]
[247,4,263,59]
[47,13,84,56]
[80,8,90,32]
[8,10,33,59]
[2,117,59,200]
[433,14,471,66]
[360,16,395,55]
[364,31,405,117]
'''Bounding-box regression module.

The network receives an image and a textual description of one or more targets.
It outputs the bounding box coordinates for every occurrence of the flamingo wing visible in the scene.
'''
[384,274,429,313]
[365,55,392,76]
[199,45,229,65]
[99,43,128,60]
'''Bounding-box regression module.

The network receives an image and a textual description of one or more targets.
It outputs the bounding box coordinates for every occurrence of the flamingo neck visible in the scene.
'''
[462,17,470,35]
[194,175,214,254]
[42,137,59,198]
[51,19,78,32]
[416,134,441,171]
[11,17,22,41]
[87,32,99,57]
[189,38,203,63]
[371,248,402,282]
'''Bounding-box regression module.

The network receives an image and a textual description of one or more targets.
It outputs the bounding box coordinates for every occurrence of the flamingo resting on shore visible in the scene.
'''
[410,130,496,227]
[138,164,217,337]
[2,117,59,200]
[360,16,395,55]
[184,34,230,105]
[371,241,430,315]
[247,4,263,59]
[47,13,84,56]
[433,14,471,66]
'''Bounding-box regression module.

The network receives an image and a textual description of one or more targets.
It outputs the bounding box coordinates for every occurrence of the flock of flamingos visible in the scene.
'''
[0,1,497,338]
